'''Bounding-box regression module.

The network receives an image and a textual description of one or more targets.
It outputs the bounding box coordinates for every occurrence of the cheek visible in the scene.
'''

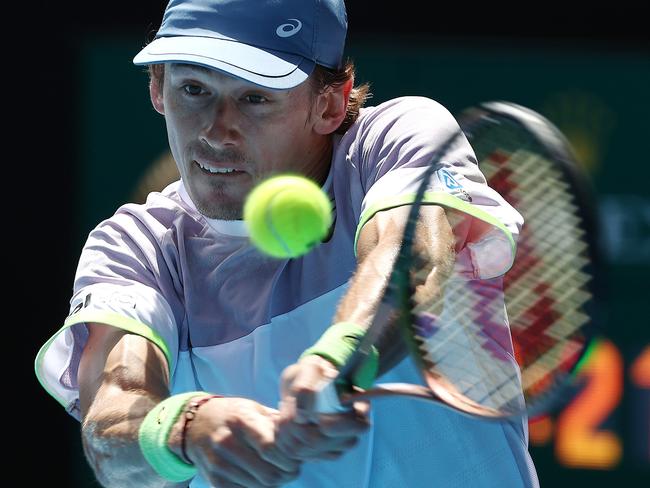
[259,107,313,159]
[163,114,183,153]
[163,89,202,137]
[253,124,309,170]
[164,107,201,154]
[163,112,196,174]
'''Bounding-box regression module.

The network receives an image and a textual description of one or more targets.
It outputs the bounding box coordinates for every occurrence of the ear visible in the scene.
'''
[149,76,165,115]
[312,78,353,135]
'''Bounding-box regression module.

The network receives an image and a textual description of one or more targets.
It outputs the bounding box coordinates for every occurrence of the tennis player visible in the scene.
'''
[35,0,539,486]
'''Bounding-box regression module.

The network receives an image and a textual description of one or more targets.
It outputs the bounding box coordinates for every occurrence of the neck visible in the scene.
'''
[303,136,333,187]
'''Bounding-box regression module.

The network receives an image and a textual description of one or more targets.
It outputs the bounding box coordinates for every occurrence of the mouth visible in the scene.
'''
[194,160,247,176]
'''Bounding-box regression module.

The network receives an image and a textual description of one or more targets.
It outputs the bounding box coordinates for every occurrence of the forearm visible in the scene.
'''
[333,205,456,375]
[81,388,184,488]
[79,325,183,488]
[332,238,406,374]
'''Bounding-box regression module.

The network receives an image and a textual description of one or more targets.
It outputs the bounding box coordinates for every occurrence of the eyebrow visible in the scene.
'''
[171,63,214,75]
[169,62,284,94]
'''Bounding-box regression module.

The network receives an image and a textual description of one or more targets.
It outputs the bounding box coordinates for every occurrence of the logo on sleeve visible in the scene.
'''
[439,169,462,190]
[68,293,92,317]
[437,169,472,202]
[67,290,137,317]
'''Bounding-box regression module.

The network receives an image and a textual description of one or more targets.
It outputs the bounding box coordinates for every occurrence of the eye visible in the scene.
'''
[182,84,205,96]
[243,94,269,104]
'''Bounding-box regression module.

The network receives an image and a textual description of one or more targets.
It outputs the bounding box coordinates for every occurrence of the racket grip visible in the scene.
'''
[314,381,350,413]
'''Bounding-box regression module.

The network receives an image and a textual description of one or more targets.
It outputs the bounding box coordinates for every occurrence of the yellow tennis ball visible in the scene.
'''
[244,174,333,258]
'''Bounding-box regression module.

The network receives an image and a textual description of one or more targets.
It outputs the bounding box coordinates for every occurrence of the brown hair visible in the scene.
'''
[308,61,371,134]
[147,61,370,134]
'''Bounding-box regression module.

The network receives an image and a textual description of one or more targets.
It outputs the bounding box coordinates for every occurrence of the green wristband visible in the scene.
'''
[138,391,208,482]
[300,322,379,390]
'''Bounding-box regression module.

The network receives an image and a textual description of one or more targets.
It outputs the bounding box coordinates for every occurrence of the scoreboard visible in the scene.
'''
[530,341,649,469]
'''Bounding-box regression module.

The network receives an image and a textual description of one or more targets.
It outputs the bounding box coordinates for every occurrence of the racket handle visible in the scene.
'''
[314,381,350,413]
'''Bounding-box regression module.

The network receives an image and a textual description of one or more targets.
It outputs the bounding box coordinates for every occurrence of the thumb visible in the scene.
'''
[292,356,339,423]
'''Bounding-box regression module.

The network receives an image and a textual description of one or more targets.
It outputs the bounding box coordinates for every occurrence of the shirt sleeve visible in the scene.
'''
[34,209,179,420]
[353,96,524,279]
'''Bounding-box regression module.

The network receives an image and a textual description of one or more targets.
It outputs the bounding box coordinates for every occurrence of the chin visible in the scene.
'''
[187,183,244,220]
[196,202,243,220]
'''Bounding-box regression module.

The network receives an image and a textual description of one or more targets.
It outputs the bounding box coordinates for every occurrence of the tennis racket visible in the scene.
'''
[315,101,599,419]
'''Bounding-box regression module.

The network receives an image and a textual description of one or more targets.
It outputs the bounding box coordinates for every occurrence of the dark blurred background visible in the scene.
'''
[17,1,648,486]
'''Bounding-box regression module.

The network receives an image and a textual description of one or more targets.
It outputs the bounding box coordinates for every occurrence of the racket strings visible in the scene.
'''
[476,139,593,407]
[483,150,591,307]
[410,124,594,415]
[408,219,525,411]
[497,164,591,336]
[415,280,522,411]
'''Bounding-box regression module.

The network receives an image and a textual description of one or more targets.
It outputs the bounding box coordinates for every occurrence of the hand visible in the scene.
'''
[181,397,301,488]
[277,355,371,461]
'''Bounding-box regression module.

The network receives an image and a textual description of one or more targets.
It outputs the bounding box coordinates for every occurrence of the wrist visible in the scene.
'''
[299,321,379,390]
[178,395,221,464]
[138,391,215,482]
[167,394,220,462]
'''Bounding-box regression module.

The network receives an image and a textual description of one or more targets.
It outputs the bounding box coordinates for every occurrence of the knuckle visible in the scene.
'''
[291,424,320,444]
[256,465,295,487]
[226,411,247,431]
[280,465,302,483]
[277,467,300,484]
[281,364,298,381]
[325,450,345,460]
[292,382,317,396]
[204,454,227,473]
[259,442,282,462]
[210,428,235,450]
[262,469,286,486]
[258,438,274,453]
[345,436,360,448]
[305,428,325,444]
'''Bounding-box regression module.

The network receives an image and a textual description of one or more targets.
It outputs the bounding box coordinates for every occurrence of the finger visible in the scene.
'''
[255,438,302,475]
[280,414,367,443]
[313,448,357,461]
[353,400,371,418]
[303,438,362,462]
[276,420,362,459]
[199,451,269,488]
[287,357,339,423]
[203,470,253,488]
[235,416,302,476]
[260,405,281,416]
[292,377,323,424]
[212,440,299,487]
[312,412,371,437]
[278,429,361,461]
[278,394,298,420]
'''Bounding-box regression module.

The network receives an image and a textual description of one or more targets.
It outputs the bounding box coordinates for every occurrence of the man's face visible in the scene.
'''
[158,64,329,219]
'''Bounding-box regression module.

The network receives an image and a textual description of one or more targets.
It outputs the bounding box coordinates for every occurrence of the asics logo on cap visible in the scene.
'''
[276,19,302,37]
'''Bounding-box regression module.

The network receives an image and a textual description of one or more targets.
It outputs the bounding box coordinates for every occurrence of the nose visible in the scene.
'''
[201,97,241,148]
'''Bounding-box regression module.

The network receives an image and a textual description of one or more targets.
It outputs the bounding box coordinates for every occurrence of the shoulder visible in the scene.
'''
[369,96,452,115]
[79,181,209,272]
[95,181,205,241]
[338,96,461,166]
[358,96,455,129]
[342,96,459,152]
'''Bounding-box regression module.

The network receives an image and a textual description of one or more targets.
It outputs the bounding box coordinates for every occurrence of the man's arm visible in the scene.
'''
[276,204,460,459]
[78,323,181,488]
[78,324,184,488]
[78,323,301,488]
[334,203,459,375]
[282,203,459,390]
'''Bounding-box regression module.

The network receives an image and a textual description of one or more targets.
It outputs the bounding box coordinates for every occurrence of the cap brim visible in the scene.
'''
[133,36,314,90]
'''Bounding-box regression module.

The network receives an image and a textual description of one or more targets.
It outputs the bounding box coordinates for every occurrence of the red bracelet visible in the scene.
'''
[180,395,221,464]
